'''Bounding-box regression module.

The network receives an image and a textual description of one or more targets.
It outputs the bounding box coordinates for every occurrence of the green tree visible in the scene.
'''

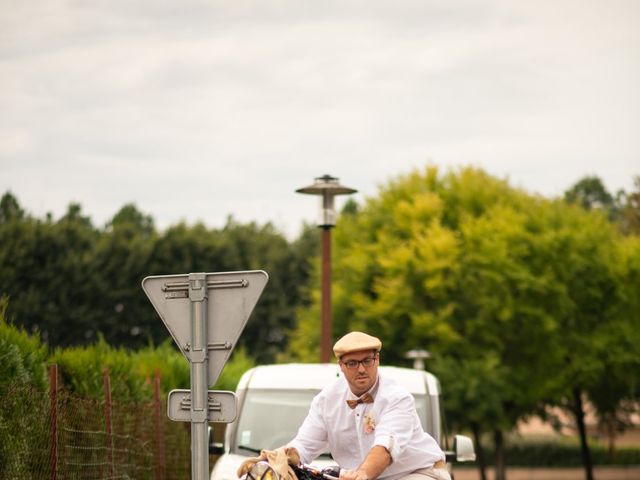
[89,204,157,347]
[217,219,301,361]
[569,230,640,460]
[564,173,640,236]
[147,218,311,363]
[291,167,563,480]
[0,201,99,345]
[564,176,616,217]
[618,176,640,235]
[290,166,639,480]
[0,193,314,363]
[0,192,25,223]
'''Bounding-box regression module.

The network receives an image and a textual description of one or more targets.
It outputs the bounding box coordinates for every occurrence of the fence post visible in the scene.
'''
[103,367,114,479]
[49,364,58,480]
[154,370,166,480]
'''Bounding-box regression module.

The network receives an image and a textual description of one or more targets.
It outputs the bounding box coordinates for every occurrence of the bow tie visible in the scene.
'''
[346,392,374,409]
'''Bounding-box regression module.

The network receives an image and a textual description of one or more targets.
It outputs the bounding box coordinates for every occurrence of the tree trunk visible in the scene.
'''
[606,415,616,461]
[471,422,487,480]
[493,429,506,480]
[573,387,594,480]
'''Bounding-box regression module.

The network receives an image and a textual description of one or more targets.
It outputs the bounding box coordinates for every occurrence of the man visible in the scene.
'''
[288,331,450,480]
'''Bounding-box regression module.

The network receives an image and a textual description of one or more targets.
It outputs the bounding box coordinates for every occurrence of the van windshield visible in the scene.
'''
[233,389,429,454]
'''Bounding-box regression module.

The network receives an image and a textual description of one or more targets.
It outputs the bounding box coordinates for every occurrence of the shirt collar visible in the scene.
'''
[347,374,380,401]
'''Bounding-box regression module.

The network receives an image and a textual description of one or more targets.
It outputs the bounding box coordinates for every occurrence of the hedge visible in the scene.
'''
[469,440,640,467]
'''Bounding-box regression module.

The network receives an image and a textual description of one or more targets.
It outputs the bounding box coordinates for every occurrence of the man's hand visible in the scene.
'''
[340,445,391,480]
[339,469,368,480]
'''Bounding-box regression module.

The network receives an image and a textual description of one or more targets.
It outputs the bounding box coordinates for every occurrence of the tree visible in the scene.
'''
[0,201,99,345]
[146,217,313,363]
[564,176,616,216]
[618,176,640,235]
[89,204,157,347]
[0,192,24,223]
[580,233,640,458]
[564,174,640,236]
[289,166,640,480]
[107,203,155,238]
[216,218,312,363]
[0,194,314,364]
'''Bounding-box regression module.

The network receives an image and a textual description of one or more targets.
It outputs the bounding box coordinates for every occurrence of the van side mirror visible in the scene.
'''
[208,426,225,455]
[451,434,476,462]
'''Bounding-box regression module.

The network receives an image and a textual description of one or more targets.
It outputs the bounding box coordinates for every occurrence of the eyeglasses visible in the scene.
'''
[341,356,377,369]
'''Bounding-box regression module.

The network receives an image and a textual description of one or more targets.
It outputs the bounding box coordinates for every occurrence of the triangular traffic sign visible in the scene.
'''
[142,270,268,386]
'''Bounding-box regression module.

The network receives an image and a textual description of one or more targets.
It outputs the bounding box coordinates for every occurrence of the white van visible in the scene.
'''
[209,364,475,480]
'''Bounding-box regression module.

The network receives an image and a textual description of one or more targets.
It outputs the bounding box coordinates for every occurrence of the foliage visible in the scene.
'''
[1,294,253,399]
[467,439,640,467]
[0,296,48,390]
[289,166,640,475]
[0,194,315,363]
[0,384,51,480]
[130,339,190,393]
[564,176,616,215]
[565,174,640,236]
[589,237,640,442]
[49,335,253,401]
[0,299,50,479]
[0,301,253,479]
[51,336,153,401]
[618,176,640,235]
[561,176,640,457]
[0,191,25,222]
[213,347,256,391]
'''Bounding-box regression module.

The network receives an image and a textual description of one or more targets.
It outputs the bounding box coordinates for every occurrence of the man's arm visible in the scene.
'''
[287,395,329,465]
[339,445,391,480]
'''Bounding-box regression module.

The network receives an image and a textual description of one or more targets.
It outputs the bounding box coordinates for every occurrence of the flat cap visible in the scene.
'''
[333,331,382,358]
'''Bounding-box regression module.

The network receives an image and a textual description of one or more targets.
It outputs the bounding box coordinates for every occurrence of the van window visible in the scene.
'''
[233,389,431,453]
[234,389,319,452]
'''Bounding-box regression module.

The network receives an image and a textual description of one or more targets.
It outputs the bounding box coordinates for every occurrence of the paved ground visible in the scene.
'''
[453,467,640,480]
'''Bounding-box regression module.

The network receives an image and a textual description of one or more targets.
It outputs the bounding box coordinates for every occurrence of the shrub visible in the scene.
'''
[0,297,50,479]
[132,339,190,394]
[51,336,150,401]
[470,438,640,467]
[213,347,255,392]
[0,296,48,390]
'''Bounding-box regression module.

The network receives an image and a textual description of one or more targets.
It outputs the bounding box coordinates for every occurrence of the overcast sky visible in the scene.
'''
[1,0,638,239]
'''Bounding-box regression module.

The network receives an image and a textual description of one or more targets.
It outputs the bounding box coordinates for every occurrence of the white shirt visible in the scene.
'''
[289,373,445,480]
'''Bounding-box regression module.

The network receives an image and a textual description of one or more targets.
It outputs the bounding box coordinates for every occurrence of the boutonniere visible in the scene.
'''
[363,414,376,434]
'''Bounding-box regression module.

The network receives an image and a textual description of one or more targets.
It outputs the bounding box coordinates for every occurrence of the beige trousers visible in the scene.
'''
[397,466,452,480]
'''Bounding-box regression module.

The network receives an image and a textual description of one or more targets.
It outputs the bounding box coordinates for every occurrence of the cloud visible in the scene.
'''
[1,0,638,239]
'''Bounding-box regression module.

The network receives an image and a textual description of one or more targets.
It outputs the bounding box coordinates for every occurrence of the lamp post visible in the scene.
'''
[296,174,357,362]
[405,349,432,371]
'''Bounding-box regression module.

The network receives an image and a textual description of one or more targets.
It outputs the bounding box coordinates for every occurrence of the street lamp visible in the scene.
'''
[405,349,432,371]
[296,174,357,362]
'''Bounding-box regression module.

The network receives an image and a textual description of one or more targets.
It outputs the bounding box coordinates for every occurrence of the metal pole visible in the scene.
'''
[154,370,166,480]
[49,364,58,480]
[320,227,332,363]
[189,273,209,480]
[103,368,114,479]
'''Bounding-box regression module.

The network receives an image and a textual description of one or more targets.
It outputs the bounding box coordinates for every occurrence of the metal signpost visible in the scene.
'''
[142,270,268,480]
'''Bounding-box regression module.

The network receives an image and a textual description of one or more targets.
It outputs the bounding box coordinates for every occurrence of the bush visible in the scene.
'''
[473,439,640,467]
[213,347,255,392]
[51,336,151,401]
[50,334,255,401]
[132,339,190,394]
[0,297,50,479]
[0,304,255,479]
[0,296,48,390]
